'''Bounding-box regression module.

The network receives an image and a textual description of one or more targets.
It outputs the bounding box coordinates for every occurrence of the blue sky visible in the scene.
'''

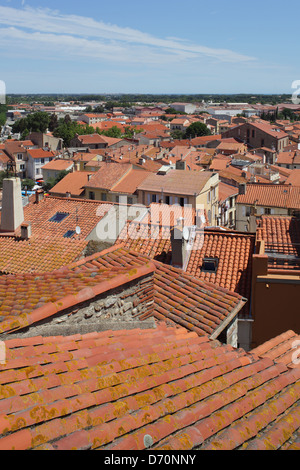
[0,0,299,95]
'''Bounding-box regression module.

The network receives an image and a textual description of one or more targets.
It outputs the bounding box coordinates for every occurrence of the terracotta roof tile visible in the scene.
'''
[0,237,87,274]
[41,159,73,171]
[84,162,132,190]
[111,169,152,194]
[237,184,300,210]
[251,330,300,369]
[0,245,245,337]
[49,172,92,197]
[0,324,299,450]
[117,227,254,309]
[137,170,214,196]
[15,195,112,241]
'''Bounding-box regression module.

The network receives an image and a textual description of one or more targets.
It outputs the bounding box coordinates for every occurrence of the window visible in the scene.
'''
[207,191,211,204]
[63,230,76,238]
[264,208,271,215]
[261,139,265,147]
[49,212,69,223]
[152,194,157,203]
[89,191,95,200]
[128,197,133,205]
[179,197,185,207]
[17,153,23,160]
[101,193,107,201]
[41,158,45,164]
[165,195,170,205]
[201,257,219,273]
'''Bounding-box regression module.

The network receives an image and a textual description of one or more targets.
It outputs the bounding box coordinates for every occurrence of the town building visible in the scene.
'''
[222,122,289,152]
[136,169,219,225]
[83,162,151,205]
[42,159,74,181]
[26,148,56,180]
[235,183,300,232]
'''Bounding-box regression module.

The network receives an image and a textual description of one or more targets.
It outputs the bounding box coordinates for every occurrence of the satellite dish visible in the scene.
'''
[76,226,81,235]
[183,226,190,241]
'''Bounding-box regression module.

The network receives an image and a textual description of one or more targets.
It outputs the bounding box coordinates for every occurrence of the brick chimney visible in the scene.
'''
[0,178,24,232]
[170,222,190,269]
[35,188,44,204]
[20,222,32,240]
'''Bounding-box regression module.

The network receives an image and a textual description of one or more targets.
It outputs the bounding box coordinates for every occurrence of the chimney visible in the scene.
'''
[35,188,44,204]
[170,223,190,269]
[1,178,24,233]
[175,160,186,170]
[239,183,246,195]
[20,222,32,240]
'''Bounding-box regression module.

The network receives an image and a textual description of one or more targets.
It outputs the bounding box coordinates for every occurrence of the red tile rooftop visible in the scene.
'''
[251,330,300,369]
[0,323,299,450]
[256,216,300,268]
[13,195,113,241]
[117,226,254,309]
[49,172,93,197]
[236,184,300,210]
[0,237,87,274]
[0,245,245,337]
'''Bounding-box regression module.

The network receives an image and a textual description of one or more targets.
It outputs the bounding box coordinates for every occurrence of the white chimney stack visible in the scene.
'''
[1,178,24,232]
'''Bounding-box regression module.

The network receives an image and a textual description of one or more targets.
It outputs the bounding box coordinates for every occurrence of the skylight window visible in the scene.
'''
[63,230,76,238]
[201,257,219,273]
[49,212,69,223]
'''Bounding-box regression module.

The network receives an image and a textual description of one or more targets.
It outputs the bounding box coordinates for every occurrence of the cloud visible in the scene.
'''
[0,5,256,64]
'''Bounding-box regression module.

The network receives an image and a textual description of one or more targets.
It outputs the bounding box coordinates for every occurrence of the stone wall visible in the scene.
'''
[7,273,155,338]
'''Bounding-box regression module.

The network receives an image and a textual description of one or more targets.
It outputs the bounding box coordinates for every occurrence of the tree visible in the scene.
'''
[52,119,94,146]
[184,122,211,139]
[21,178,35,191]
[12,111,50,135]
[49,113,58,132]
[170,130,184,140]
[100,126,122,139]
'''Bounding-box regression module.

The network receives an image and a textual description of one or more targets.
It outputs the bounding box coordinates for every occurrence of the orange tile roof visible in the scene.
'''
[27,149,55,160]
[236,184,300,210]
[0,237,87,274]
[218,182,239,202]
[111,169,152,194]
[284,169,300,187]
[251,330,300,369]
[0,323,299,450]
[42,159,73,171]
[0,246,244,337]
[69,246,245,337]
[49,172,92,197]
[251,330,300,368]
[15,195,113,240]
[209,158,231,171]
[117,224,254,307]
[256,215,300,267]
[76,134,122,146]
[84,162,132,190]
[186,230,255,302]
[137,169,214,196]
[191,135,222,146]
